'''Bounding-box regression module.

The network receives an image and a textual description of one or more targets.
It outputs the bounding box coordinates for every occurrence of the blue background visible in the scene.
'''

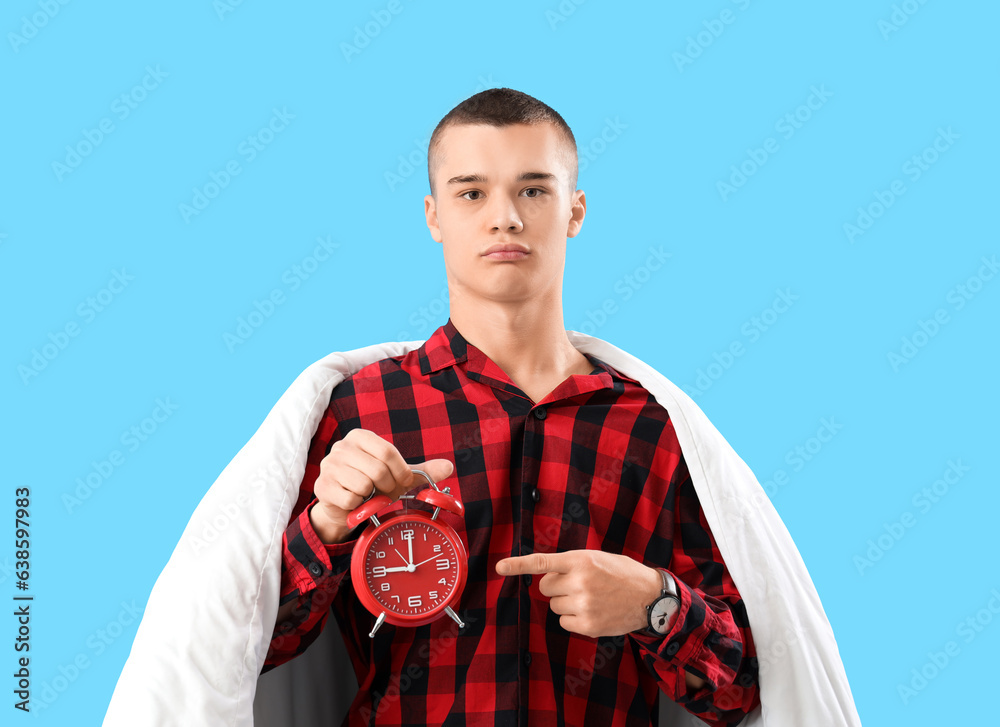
[3,1,997,724]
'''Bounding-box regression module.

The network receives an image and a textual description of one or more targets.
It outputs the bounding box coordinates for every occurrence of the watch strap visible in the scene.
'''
[652,567,677,598]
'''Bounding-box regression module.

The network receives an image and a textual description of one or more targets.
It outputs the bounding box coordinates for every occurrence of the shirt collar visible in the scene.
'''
[418,317,642,402]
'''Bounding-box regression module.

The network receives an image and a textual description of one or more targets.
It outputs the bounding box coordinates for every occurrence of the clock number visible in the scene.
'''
[429,591,438,600]
[380,582,390,592]
[391,595,400,603]
[438,578,447,585]
[435,558,450,570]
[372,566,387,577]
[408,595,422,607]
[433,544,441,553]
[423,533,427,541]
[401,529,414,540]
[375,550,386,558]
[387,537,393,545]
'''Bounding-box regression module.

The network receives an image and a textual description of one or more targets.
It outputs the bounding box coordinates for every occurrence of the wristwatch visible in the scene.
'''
[644,568,681,636]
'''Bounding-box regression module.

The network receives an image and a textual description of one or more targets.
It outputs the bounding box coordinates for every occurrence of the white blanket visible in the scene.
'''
[103,332,862,726]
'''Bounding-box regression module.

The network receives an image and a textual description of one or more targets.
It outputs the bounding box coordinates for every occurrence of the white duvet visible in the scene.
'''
[103,332,862,726]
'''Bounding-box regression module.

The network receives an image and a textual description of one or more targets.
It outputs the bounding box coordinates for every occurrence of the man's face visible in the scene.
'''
[424,122,586,310]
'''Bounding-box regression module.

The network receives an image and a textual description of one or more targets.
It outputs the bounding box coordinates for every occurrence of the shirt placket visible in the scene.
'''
[517,401,547,726]
[454,340,616,725]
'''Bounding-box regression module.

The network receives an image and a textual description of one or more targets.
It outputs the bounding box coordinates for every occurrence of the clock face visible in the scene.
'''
[650,597,679,634]
[361,517,463,618]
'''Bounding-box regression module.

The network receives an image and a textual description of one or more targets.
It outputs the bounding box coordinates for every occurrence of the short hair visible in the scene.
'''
[427,87,578,198]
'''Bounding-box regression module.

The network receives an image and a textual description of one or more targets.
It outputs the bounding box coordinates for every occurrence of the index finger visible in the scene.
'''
[496,552,574,576]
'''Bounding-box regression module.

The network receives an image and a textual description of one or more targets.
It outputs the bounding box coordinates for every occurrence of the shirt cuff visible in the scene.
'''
[628,569,707,672]
[289,499,362,592]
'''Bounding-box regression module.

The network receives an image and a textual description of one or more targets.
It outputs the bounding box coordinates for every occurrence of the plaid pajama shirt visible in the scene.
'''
[263,318,760,726]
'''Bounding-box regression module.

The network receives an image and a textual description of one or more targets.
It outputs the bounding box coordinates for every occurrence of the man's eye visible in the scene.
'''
[460,189,544,201]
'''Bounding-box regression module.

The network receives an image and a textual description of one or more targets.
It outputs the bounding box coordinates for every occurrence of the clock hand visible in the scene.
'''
[394,548,409,566]
[407,533,414,566]
[411,553,440,569]
[382,566,411,573]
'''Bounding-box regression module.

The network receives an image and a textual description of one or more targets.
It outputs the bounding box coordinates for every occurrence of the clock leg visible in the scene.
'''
[444,606,465,628]
[368,611,387,638]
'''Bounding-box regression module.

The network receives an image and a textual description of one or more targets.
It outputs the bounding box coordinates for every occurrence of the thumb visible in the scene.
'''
[410,458,454,489]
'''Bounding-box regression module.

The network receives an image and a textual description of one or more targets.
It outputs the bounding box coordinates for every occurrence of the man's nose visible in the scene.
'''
[487,195,524,232]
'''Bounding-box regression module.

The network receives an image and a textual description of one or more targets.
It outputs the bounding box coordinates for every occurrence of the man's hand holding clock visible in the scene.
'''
[309,428,455,545]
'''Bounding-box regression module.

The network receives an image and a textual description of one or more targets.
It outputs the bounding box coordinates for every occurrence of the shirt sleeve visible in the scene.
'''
[261,400,364,674]
[628,453,761,725]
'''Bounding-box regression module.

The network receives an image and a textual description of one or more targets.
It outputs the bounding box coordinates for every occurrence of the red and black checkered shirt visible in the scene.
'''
[263,318,760,726]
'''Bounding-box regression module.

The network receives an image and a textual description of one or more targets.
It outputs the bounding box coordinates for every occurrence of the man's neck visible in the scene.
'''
[449,305,593,402]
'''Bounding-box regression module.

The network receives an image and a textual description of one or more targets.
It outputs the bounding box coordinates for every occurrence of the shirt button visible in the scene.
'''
[666,641,679,656]
[523,574,532,587]
[531,488,540,503]
[523,651,532,666]
[308,562,323,577]
[532,406,547,420]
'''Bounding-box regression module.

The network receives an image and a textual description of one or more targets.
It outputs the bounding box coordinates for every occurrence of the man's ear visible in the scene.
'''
[424,194,443,243]
[566,190,586,239]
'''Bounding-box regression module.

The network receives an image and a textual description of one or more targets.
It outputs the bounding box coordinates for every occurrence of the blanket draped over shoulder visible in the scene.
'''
[103,333,862,727]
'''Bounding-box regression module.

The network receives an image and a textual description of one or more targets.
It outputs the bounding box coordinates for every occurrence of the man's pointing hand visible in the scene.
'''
[496,549,665,639]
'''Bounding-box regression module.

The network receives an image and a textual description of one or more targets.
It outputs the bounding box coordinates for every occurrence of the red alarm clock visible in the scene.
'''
[346,469,468,637]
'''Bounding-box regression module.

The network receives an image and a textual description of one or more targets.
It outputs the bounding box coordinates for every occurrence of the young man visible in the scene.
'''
[263,88,760,725]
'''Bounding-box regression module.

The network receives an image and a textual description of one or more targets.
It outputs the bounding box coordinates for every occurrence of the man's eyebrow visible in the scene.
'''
[445,171,558,186]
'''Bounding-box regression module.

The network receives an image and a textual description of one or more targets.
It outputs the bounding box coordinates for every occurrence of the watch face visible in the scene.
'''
[361,517,464,620]
[649,597,679,634]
